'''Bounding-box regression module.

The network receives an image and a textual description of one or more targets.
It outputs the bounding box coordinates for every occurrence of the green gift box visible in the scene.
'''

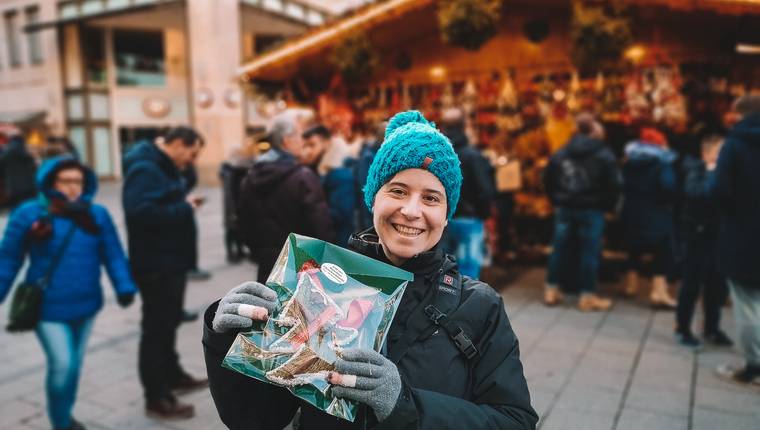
[222,233,412,421]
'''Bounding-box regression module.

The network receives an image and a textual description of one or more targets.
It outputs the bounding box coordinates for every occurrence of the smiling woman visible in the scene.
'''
[204,110,537,429]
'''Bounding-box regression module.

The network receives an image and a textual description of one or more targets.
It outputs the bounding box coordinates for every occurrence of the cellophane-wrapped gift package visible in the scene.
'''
[222,234,412,421]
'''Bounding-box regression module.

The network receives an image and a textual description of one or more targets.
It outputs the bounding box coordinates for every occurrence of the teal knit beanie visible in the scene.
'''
[363,110,462,219]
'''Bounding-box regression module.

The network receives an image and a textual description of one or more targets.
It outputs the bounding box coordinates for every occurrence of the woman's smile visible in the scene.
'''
[391,223,425,237]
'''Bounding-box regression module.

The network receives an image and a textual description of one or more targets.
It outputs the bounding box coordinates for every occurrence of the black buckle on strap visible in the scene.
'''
[452,328,478,360]
[424,305,447,325]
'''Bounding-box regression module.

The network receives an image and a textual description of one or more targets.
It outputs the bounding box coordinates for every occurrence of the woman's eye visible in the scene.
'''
[389,188,406,196]
[424,195,440,203]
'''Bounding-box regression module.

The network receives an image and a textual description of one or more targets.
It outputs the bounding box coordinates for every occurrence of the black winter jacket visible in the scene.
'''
[0,136,37,206]
[709,113,760,285]
[122,141,196,275]
[543,134,621,212]
[445,128,496,219]
[680,156,719,241]
[202,230,537,430]
[237,148,335,266]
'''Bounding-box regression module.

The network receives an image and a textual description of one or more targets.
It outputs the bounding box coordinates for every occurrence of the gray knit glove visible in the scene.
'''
[212,282,278,333]
[328,349,402,422]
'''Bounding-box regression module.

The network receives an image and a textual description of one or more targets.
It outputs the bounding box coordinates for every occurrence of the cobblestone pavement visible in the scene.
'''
[1,183,758,430]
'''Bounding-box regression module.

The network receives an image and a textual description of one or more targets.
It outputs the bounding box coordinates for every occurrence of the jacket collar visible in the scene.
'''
[348,228,447,278]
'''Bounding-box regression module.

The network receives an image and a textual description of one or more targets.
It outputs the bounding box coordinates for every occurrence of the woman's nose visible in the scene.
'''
[399,198,422,219]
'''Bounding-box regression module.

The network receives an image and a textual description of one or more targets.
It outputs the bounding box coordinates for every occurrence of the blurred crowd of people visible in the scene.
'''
[0,89,759,429]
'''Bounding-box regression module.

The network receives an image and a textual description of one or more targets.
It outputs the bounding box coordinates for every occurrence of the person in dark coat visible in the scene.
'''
[709,95,760,385]
[0,156,136,430]
[204,110,537,430]
[219,142,256,263]
[0,135,37,208]
[122,127,208,420]
[439,107,496,279]
[620,127,679,308]
[237,110,335,283]
[674,135,732,348]
[542,114,621,311]
[301,124,356,247]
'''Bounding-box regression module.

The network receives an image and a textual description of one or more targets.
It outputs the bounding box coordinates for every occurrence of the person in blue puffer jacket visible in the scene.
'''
[0,156,137,430]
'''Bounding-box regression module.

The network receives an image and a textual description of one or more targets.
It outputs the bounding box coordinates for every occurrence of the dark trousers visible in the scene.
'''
[136,271,187,401]
[676,235,727,335]
[626,236,671,276]
[546,208,605,293]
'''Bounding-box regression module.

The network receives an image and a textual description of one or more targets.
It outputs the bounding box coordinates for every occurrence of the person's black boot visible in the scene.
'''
[171,372,209,395]
[675,330,702,349]
[704,330,734,347]
[55,418,86,430]
[146,396,195,420]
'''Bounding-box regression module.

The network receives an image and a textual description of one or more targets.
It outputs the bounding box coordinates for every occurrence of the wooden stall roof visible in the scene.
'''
[238,0,760,83]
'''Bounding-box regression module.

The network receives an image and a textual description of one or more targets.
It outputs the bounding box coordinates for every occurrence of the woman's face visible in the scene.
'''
[372,168,448,266]
[54,168,84,202]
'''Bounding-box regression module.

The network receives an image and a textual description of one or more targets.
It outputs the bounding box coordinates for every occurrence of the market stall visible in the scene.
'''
[238,0,760,255]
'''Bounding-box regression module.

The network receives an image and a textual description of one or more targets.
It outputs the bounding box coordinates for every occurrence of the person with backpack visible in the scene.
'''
[542,114,622,311]
[0,156,136,430]
[439,107,496,279]
[202,110,537,430]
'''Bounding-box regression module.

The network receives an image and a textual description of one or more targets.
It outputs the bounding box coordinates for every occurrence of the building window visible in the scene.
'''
[114,30,165,86]
[25,6,43,64]
[83,27,106,85]
[4,10,21,67]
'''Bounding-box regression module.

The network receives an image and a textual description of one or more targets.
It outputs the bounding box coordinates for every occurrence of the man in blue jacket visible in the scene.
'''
[710,95,760,385]
[122,127,208,419]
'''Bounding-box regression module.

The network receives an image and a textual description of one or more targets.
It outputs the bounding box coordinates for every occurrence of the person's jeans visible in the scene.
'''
[136,271,187,401]
[443,218,486,279]
[676,236,727,335]
[546,208,605,294]
[36,317,95,430]
[727,279,760,367]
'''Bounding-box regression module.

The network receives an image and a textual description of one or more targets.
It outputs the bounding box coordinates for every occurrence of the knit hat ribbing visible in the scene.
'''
[363,110,462,219]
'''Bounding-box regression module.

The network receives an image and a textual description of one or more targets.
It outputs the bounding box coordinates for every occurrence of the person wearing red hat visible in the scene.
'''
[620,126,679,308]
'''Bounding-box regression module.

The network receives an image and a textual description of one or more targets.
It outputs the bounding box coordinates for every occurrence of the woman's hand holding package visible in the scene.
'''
[212,282,278,333]
[328,348,402,422]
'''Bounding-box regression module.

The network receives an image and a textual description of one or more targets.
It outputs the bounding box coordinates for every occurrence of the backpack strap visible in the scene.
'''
[387,255,479,364]
[423,262,479,360]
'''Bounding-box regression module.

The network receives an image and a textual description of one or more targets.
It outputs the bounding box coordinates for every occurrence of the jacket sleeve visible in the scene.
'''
[470,152,497,218]
[298,169,336,243]
[657,159,678,201]
[96,207,137,296]
[602,151,623,212]
[0,207,34,303]
[542,157,558,205]
[683,159,711,200]
[378,296,538,430]
[708,139,734,209]
[202,301,299,430]
[123,162,193,227]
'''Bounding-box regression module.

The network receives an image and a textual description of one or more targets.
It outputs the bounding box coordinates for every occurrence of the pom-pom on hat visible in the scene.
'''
[363,110,462,219]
